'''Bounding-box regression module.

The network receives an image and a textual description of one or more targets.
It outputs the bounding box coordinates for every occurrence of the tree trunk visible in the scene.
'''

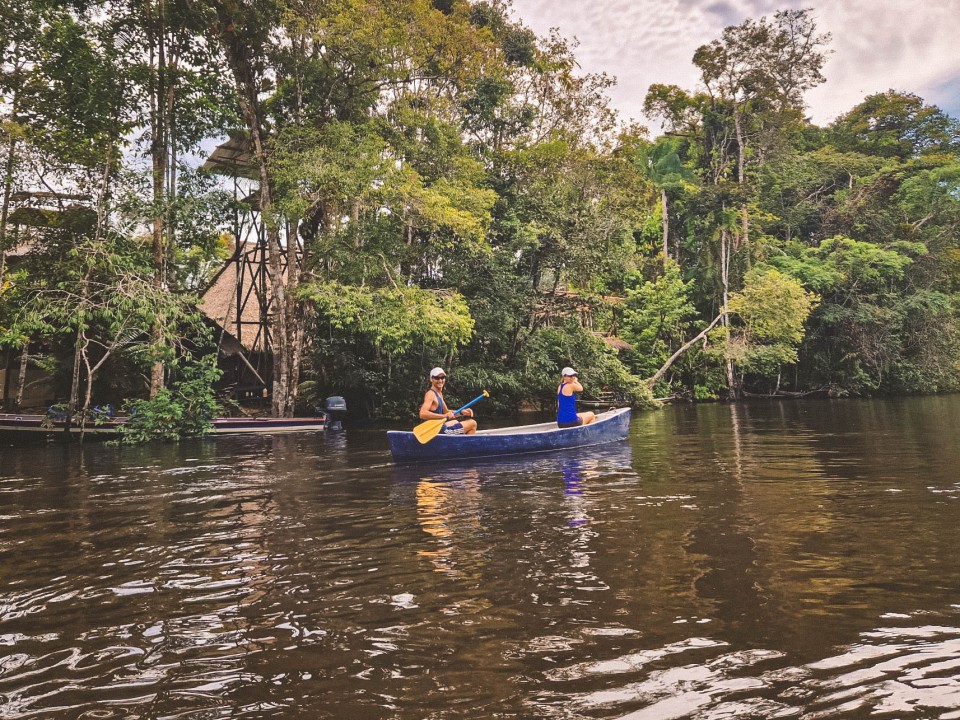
[14,343,29,411]
[646,311,726,389]
[148,0,168,398]
[262,175,289,417]
[288,308,306,412]
[214,10,294,417]
[661,188,669,263]
[720,227,737,400]
[733,113,750,256]
[734,114,746,186]
[285,217,308,413]
[0,64,20,288]
[66,329,84,435]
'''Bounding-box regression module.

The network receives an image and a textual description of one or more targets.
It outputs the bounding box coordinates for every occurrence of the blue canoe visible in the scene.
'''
[387,407,631,463]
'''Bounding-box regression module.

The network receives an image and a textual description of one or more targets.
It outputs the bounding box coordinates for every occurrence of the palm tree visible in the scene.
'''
[638,138,694,263]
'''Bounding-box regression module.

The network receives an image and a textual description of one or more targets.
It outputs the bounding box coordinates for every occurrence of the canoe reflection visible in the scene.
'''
[396,443,634,575]
[391,441,633,486]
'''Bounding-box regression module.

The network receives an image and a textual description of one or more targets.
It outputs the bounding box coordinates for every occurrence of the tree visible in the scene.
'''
[2,230,208,432]
[202,0,302,416]
[636,137,695,261]
[125,0,233,397]
[770,236,932,393]
[830,91,960,160]
[693,8,830,190]
[646,9,830,399]
[193,0,515,416]
[726,266,817,393]
[756,146,886,243]
[621,260,697,381]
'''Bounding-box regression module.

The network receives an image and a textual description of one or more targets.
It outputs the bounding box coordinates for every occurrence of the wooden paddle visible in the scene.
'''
[413,390,489,444]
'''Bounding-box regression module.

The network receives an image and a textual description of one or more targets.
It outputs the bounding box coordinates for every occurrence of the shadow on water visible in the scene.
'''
[2,396,960,718]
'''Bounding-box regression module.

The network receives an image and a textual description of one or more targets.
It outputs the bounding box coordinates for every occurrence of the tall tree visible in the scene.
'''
[200,0,296,414]
[646,9,830,398]
[636,137,695,262]
[830,91,960,160]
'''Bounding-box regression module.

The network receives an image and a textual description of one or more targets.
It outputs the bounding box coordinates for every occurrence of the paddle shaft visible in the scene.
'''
[446,391,488,418]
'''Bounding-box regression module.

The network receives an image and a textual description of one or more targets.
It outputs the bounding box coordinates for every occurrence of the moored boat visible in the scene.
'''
[387,407,631,463]
[0,413,326,443]
[210,416,327,434]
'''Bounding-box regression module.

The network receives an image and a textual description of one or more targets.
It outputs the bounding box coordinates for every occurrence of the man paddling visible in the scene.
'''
[419,367,478,435]
[557,366,596,428]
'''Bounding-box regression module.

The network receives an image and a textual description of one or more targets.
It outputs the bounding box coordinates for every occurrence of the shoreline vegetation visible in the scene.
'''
[1,2,958,442]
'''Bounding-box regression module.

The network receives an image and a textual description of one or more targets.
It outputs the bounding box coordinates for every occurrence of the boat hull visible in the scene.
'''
[0,413,325,443]
[387,407,631,463]
[209,417,326,434]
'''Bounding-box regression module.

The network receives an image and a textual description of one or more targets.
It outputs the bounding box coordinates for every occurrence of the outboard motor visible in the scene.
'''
[322,395,347,431]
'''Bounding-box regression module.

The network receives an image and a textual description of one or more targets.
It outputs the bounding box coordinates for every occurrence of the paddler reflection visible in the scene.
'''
[560,454,604,575]
[415,468,483,578]
[561,456,588,529]
[561,455,605,528]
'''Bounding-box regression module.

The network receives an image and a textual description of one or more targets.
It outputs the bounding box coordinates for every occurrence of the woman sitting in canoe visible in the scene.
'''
[557,367,596,429]
[419,367,478,435]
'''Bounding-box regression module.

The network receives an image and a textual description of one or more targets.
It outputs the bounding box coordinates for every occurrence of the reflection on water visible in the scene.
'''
[2,397,960,718]
[416,469,483,577]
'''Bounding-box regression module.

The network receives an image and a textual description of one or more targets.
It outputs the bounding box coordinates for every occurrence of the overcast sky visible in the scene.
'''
[508,0,960,131]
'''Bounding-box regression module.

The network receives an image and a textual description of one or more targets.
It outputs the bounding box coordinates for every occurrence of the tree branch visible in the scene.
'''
[645,310,727,389]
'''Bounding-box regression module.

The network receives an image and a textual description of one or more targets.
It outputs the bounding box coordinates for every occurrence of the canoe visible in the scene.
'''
[387,407,631,463]
[0,413,326,443]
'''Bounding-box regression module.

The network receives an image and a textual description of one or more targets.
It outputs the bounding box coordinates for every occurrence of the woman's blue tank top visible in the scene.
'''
[557,385,578,424]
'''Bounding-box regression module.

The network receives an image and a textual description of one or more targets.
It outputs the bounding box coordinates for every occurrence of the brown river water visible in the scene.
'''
[2,396,960,719]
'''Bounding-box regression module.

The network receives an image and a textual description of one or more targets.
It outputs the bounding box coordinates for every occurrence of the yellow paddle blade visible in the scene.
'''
[413,417,447,444]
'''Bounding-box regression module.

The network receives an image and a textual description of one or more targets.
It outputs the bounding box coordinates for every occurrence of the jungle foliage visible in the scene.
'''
[2,1,959,430]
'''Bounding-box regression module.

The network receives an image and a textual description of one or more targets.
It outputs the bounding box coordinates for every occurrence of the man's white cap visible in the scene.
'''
[561,366,578,376]
[430,367,446,378]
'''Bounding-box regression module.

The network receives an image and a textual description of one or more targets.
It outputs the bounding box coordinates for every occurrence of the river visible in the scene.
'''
[2,395,960,719]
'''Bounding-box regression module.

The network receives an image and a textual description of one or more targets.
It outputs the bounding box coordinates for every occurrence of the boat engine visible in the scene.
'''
[322,396,347,431]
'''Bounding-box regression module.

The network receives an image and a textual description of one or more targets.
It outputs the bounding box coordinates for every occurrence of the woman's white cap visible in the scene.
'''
[429,367,446,378]
[561,366,578,376]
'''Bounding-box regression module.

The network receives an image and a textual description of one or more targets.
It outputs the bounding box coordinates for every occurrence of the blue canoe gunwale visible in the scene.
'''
[387,407,631,463]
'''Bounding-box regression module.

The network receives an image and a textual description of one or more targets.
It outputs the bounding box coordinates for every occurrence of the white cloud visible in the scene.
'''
[509,0,960,129]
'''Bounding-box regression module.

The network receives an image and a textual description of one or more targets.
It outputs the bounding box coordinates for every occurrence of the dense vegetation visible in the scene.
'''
[1,0,959,433]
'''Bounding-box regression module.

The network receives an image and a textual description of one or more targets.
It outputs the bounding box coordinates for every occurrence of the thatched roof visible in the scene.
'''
[7,202,96,230]
[552,289,625,304]
[2,237,38,260]
[7,191,94,231]
[199,254,270,354]
[10,191,90,203]
[202,131,258,179]
[593,332,633,352]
